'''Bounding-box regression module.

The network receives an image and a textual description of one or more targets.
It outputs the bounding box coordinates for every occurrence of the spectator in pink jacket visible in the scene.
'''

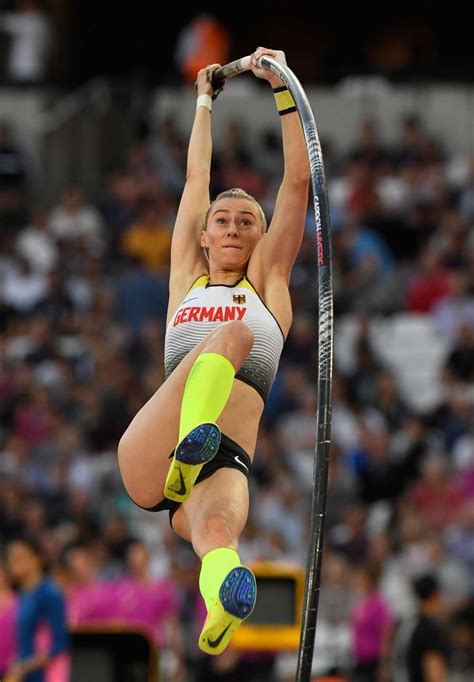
[0,560,17,678]
[350,562,394,682]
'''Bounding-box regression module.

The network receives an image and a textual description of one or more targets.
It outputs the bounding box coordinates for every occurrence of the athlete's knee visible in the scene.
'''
[211,320,254,356]
[192,510,236,555]
[224,320,254,349]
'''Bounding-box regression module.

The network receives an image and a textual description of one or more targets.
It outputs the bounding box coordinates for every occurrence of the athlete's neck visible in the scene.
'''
[208,267,246,286]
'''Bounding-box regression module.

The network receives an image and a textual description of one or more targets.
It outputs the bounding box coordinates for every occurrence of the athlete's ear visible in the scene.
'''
[200,230,208,248]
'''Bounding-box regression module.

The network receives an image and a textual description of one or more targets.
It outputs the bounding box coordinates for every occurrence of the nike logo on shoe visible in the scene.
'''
[207,623,232,649]
[172,466,187,496]
[234,455,249,473]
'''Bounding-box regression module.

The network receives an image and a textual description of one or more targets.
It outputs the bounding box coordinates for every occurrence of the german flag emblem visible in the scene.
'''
[233,294,246,304]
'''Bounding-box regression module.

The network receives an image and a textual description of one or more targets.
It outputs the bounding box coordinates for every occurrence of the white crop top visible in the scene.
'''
[164,274,285,402]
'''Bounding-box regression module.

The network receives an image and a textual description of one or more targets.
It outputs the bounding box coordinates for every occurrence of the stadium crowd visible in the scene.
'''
[0,104,473,681]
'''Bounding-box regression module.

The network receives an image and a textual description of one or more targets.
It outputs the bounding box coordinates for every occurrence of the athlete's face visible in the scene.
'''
[202,198,263,268]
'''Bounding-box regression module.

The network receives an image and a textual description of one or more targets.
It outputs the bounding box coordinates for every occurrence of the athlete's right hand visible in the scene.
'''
[195,64,223,99]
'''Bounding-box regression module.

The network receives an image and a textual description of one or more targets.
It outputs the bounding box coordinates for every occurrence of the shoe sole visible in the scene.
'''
[199,566,256,656]
[164,423,220,502]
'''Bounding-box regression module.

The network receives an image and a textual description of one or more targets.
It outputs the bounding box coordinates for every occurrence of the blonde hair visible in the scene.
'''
[205,188,267,233]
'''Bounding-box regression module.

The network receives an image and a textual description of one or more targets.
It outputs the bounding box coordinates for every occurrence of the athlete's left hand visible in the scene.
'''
[249,47,286,88]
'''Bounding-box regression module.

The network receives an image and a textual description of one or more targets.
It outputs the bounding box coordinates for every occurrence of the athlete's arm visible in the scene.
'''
[169,65,219,293]
[249,48,310,284]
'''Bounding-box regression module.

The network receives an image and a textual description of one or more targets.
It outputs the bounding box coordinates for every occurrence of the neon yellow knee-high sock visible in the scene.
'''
[178,352,235,442]
[199,547,241,611]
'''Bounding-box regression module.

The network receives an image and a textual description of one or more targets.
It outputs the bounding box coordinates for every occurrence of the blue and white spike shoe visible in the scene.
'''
[199,566,257,656]
[164,423,221,502]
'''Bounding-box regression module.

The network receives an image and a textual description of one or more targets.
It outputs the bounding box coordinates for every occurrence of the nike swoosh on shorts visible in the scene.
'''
[234,455,249,473]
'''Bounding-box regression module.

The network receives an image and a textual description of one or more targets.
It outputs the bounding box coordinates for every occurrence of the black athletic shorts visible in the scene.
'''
[134,433,252,527]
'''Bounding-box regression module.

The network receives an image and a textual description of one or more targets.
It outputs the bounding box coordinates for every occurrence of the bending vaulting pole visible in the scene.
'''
[213,55,334,682]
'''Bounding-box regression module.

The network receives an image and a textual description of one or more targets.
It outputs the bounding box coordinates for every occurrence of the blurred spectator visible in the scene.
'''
[348,118,389,170]
[120,199,172,272]
[406,248,453,313]
[374,372,407,431]
[459,156,474,223]
[0,559,17,678]
[444,323,474,383]
[452,420,474,499]
[330,505,369,565]
[433,272,474,342]
[406,574,449,682]
[254,129,283,183]
[48,187,103,252]
[0,121,30,193]
[115,541,182,651]
[319,553,353,628]
[0,0,53,84]
[1,256,49,314]
[350,424,398,504]
[99,171,140,254]
[392,114,428,169]
[278,383,316,463]
[11,385,55,447]
[65,541,117,626]
[429,209,470,272]
[424,536,471,617]
[174,12,230,85]
[0,121,31,235]
[407,454,462,531]
[16,207,58,274]
[101,515,137,577]
[35,269,75,328]
[334,218,395,314]
[326,447,358,530]
[350,563,394,682]
[368,533,416,620]
[308,552,353,676]
[149,118,186,198]
[0,484,25,542]
[212,120,266,198]
[215,119,253,171]
[447,501,474,594]
[449,608,474,680]
[346,338,382,408]
[5,536,69,682]
[389,416,430,493]
[258,477,306,562]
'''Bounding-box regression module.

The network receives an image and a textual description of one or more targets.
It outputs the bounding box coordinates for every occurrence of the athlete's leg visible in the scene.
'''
[118,321,253,507]
[163,348,235,502]
[172,469,256,655]
[175,468,249,558]
[118,320,253,509]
